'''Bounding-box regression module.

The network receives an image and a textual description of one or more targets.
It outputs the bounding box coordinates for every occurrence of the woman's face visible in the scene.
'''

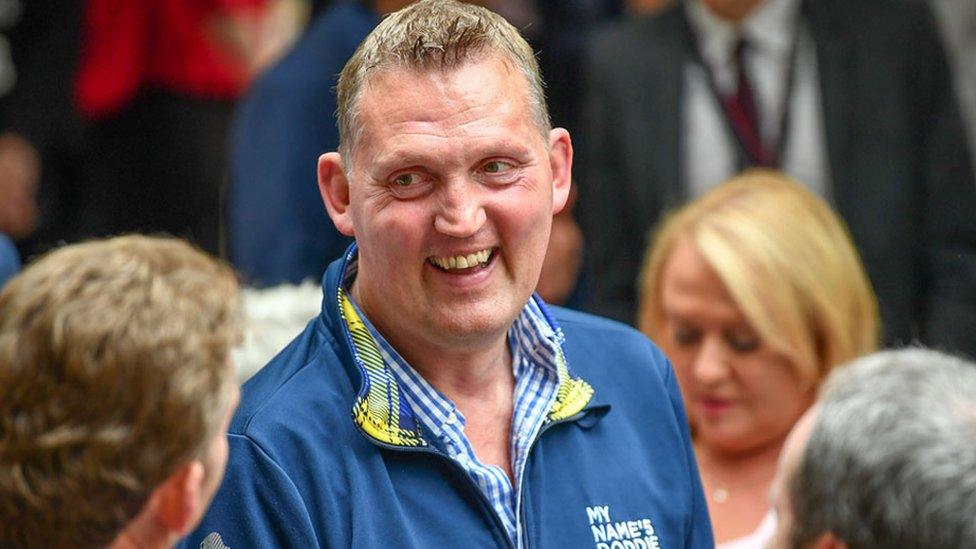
[657,239,815,455]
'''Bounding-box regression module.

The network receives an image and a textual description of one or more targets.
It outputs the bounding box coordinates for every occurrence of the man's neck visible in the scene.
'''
[410,338,514,403]
[363,297,517,477]
[348,276,520,476]
[411,339,516,482]
[350,279,517,406]
[110,517,176,549]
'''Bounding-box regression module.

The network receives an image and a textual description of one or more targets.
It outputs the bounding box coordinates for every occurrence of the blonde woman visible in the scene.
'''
[638,170,879,548]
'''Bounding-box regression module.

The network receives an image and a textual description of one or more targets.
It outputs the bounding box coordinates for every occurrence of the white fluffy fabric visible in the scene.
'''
[233,281,322,383]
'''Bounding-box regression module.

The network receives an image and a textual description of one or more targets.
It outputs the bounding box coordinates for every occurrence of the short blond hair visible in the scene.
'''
[336,0,550,164]
[0,235,241,548]
[637,170,879,381]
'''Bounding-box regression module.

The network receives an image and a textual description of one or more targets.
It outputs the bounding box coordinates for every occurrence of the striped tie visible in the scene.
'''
[723,38,771,167]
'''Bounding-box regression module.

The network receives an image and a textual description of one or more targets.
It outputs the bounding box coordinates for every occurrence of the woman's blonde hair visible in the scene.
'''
[637,170,879,381]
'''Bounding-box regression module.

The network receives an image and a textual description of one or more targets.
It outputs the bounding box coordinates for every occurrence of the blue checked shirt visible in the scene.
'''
[343,259,562,548]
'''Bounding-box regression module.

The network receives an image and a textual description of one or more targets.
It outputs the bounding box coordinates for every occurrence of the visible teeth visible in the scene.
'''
[430,249,492,270]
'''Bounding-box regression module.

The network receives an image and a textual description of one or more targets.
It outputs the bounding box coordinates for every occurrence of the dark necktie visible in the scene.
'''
[723,38,771,167]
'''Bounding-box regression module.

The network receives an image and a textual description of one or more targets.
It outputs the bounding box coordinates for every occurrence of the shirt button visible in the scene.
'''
[445,411,458,426]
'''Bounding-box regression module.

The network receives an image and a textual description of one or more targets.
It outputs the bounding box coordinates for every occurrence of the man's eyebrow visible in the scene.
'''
[372,143,534,173]
[472,138,534,157]
[369,150,437,173]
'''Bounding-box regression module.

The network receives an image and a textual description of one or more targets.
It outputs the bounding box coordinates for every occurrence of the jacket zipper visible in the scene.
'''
[368,439,518,549]
[366,409,594,549]
[516,410,589,549]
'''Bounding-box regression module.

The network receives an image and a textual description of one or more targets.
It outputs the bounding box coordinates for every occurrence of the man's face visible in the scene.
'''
[324,56,571,356]
[768,407,818,549]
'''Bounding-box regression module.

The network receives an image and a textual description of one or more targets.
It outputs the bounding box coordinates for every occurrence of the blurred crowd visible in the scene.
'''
[1,0,974,336]
[1,0,975,547]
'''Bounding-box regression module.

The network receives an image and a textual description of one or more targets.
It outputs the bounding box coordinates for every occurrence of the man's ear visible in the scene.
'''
[547,128,573,215]
[318,152,356,237]
[153,460,206,537]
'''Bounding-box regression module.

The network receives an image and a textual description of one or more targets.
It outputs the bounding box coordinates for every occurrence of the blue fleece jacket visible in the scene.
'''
[182,253,713,548]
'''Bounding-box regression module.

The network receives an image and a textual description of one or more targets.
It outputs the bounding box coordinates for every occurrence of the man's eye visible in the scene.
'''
[393,173,420,186]
[483,160,514,174]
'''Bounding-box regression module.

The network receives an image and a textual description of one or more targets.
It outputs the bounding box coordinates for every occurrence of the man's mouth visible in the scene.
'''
[428,248,494,272]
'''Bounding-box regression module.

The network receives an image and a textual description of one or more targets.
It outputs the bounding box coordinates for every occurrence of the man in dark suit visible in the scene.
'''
[580,0,976,357]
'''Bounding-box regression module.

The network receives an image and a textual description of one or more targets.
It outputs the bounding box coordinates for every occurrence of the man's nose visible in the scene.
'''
[434,181,486,238]
[691,336,732,384]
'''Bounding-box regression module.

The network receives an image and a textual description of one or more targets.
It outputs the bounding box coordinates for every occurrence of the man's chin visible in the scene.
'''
[434,318,506,344]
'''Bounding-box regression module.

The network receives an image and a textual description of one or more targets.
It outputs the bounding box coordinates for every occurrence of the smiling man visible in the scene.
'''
[182,1,712,547]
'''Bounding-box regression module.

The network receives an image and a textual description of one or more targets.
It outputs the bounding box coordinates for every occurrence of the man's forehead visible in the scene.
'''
[351,57,535,156]
[358,55,524,110]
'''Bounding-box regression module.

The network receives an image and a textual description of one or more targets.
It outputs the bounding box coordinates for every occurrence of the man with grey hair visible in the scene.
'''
[182,0,712,547]
[768,348,976,549]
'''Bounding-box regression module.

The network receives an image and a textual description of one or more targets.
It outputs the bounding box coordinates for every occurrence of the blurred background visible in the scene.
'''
[1,0,973,354]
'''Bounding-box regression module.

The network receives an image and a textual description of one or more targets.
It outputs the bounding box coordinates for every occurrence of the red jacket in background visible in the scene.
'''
[76,0,266,118]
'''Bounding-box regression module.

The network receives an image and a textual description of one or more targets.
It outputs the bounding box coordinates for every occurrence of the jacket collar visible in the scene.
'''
[321,244,598,448]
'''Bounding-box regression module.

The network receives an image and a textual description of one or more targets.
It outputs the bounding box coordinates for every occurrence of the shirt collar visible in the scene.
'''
[507,296,564,377]
[687,0,801,68]
[342,247,563,378]
[335,245,594,447]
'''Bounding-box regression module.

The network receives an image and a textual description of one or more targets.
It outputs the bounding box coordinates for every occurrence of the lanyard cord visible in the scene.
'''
[679,9,804,169]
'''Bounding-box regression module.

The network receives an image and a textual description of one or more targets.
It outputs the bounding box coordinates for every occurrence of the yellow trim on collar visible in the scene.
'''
[339,287,594,442]
[547,346,594,422]
[339,288,426,447]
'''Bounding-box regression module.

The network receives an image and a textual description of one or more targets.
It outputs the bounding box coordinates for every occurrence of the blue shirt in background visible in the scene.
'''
[0,234,20,290]
[227,1,376,286]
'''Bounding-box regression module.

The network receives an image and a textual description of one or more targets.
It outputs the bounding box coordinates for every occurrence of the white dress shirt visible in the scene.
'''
[683,0,832,201]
